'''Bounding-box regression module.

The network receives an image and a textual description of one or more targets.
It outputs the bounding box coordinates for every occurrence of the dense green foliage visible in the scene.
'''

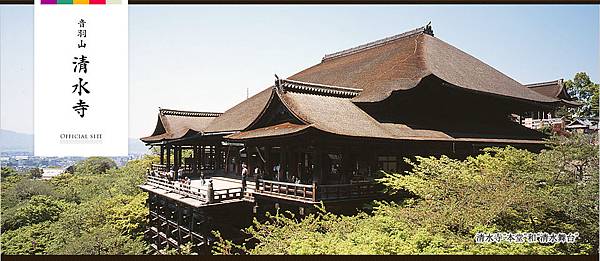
[1,155,158,255]
[214,134,598,255]
[70,156,119,175]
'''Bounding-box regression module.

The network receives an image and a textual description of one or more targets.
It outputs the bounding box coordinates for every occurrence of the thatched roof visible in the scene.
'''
[140,108,222,143]
[289,25,561,105]
[202,88,272,134]
[525,79,581,107]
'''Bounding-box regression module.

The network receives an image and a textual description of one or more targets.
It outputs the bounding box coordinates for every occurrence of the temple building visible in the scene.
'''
[519,79,580,130]
[138,24,576,253]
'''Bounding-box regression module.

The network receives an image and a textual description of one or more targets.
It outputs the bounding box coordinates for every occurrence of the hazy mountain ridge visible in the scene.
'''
[0,129,33,152]
[0,129,149,154]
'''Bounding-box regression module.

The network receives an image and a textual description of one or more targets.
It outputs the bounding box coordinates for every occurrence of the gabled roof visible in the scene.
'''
[226,79,545,144]
[525,79,581,107]
[289,24,560,105]
[566,118,599,129]
[141,108,222,143]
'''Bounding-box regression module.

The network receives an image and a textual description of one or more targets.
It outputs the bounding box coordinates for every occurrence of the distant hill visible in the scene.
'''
[0,129,33,152]
[0,129,149,155]
[129,138,150,155]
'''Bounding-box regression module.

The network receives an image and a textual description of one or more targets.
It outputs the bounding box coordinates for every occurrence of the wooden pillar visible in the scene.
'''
[188,206,194,242]
[279,146,286,181]
[199,146,204,170]
[296,152,303,183]
[314,147,323,183]
[265,146,272,179]
[289,147,298,181]
[246,146,254,177]
[166,145,172,170]
[173,146,179,173]
[224,145,230,174]
[178,147,183,168]
[341,150,354,184]
[216,144,222,170]
[237,147,242,176]
[160,146,165,165]
[176,203,182,251]
[192,145,199,175]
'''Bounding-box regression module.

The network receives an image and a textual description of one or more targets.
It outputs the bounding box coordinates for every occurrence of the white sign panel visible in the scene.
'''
[34,2,128,156]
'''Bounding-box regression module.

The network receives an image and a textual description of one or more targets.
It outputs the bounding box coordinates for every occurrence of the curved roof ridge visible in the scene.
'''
[322,23,433,62]
[159,108,222,117]
[525,79,564,88]
[277,79,362,98]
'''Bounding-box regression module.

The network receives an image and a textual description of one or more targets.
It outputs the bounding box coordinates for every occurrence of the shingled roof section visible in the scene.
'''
[141,108,222,143]
[525,79,581,107]
[203,88,273,134]
[226,79,545,144]
[288,24,560,105]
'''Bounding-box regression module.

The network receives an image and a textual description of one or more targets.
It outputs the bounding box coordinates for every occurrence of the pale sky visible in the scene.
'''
[1,5,599,139]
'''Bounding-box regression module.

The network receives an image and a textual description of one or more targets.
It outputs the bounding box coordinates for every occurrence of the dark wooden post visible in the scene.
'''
[224,145,230,174]
[199,146,204,170]
[176,203,182,251]
[160,145,165,165]
[192,145,199,176]
[281,146,289,182]
[255,175,260,191]
[188,206,194,241]
[179,147,183,169]
[216,144,222,170]
[265,146,272,178]
[289,147,298,181]
[312,181,318,202]
[166,145,172,171]
[247,146,254,178]
[314,148,322,184]
[173,146,179,179]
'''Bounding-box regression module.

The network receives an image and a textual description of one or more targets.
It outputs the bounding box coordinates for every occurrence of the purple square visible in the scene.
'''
[41,0,57,4]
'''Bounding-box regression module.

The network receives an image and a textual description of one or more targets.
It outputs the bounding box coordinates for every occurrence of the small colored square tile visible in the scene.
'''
[57,0,73,4]
[105,0,120,4]
[73,0,89,4]
[89,0,105,4]
[41,0,57,4]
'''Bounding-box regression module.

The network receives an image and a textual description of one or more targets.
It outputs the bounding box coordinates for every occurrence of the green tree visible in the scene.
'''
[2,195,73,231]
[561,72,599,119]
[29,168,43,179]
[0,222,56,255]
[1,155,154,255]
[49,224,147,255]
[72,156,118,175]
[214,134,598,255]
[1,166,17,178]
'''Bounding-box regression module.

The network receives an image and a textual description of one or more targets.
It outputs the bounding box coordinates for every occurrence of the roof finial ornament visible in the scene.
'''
[274,74,285,92]
[275,74,280,86]
[424,21,434,36]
